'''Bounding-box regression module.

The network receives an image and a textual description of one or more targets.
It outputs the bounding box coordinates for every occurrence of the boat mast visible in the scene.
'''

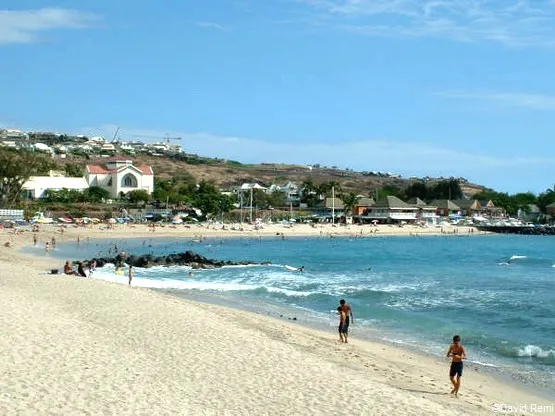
[249,185,254,223]
[332,186,335,225]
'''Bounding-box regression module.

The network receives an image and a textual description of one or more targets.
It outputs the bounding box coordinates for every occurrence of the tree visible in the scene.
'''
[84,186,110,203]
[192,181,222,218]
[64,163,83,177]
[45,188,84,203]
[428,179,462,200]
[512,192,537,207]
[127,189,150,204]
[405,182,428,200]
[300,179,316,204]
[538,189,555,213]
[0,149,54,205]
[341,192,361,216]
[216,194,236,220]
[378,185,404,200]
[265,190,287,208]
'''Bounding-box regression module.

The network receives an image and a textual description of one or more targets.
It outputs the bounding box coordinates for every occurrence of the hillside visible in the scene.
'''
[61,154,488,197]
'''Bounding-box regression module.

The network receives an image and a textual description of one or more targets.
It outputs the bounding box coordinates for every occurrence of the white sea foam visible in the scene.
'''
[266,287,313,297]
[91,266,313,295]
[517,345,555,359]
[510,255,528,260]
[468,360,500,368]
[221,264,265,269]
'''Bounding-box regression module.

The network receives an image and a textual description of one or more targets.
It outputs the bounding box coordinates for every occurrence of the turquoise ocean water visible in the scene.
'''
[36,234,555,395]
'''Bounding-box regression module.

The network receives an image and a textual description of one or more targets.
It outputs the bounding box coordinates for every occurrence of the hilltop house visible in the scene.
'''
[85,157,154,198]
[267,182,301,206]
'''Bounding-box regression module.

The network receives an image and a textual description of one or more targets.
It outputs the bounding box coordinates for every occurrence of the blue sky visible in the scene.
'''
[1,1,555,193]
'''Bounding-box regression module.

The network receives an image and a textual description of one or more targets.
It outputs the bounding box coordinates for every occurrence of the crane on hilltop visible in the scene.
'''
[131,134,182,145]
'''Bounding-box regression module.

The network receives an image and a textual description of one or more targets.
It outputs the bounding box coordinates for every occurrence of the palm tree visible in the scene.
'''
[301,179,315,204]
[341,192,361,217]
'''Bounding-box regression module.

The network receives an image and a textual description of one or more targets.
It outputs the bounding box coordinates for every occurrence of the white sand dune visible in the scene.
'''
[0,227,551,415]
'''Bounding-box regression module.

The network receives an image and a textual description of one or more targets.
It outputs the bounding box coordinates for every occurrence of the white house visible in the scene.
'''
[267,182,301,205]
[22,170,89,199]
[85,157,154,198]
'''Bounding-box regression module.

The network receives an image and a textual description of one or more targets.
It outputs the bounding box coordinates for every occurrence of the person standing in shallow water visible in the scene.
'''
[447,335,466,396]
[128,265,133,286]
[339,299,354,343]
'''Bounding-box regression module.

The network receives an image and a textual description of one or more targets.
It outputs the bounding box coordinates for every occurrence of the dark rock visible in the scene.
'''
[84,250,259,269]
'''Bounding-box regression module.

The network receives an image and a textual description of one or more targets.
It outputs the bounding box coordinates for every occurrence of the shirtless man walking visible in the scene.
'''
[339,299,354,343]
[447,335,467,396]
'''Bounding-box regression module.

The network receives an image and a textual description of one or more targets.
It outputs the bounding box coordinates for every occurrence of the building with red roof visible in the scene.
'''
[85,158,154,198]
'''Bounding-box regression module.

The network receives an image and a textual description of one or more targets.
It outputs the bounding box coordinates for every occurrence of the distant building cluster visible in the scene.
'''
[0,129,182,157]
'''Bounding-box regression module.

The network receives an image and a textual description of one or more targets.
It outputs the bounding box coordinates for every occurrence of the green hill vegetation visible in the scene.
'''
[1,148,554,220]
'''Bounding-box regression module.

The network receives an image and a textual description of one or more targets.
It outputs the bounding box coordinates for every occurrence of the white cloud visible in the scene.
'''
[195,21,230,31]
[437,90,555,110]
[0,8,98,44]
[78,123,555,192]
[298,0,555,46]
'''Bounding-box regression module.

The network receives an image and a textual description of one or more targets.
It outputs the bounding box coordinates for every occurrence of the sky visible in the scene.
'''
[1,0,555,194]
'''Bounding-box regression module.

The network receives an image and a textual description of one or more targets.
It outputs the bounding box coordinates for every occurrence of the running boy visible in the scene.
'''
[447,335,466,396]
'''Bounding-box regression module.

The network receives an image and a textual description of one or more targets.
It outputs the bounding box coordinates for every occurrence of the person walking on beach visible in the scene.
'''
[447,335,466,396]
[128,265,133,286]
[337,306,347,343]
[339,299,354,343]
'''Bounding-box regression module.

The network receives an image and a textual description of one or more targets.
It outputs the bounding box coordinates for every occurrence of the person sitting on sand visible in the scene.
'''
[63,261,78,276]
[337,306,347,343]
[447,335,466,396]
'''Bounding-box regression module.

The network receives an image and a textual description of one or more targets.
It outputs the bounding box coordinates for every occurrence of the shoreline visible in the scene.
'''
[164,287,555,402]
[2,226,552,415]
[3,221,488,244]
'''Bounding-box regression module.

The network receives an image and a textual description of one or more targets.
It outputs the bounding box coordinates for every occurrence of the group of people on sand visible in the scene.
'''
[336,299,466,396]
[63,258,134,286]
[64,260,96,278]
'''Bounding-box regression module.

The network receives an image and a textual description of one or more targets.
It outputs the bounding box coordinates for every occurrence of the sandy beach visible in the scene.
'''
[1,224,552,415]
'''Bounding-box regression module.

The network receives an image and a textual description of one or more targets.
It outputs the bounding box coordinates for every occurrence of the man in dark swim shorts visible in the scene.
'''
[447,335,466,396]
[339,299,354,343]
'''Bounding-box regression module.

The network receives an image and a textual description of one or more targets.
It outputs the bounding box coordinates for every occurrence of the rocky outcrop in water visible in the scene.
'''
[476,225,555,235]
[84,250,261,269]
